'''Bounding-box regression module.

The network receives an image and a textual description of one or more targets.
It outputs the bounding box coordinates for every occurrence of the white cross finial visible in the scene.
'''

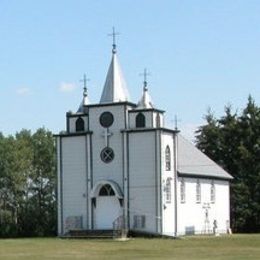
[174,115,178,130]
[101,128,113,147]
[139,68,150,91]
[108,27,120,54]
[171,115,181,131]
[80,74,90,97]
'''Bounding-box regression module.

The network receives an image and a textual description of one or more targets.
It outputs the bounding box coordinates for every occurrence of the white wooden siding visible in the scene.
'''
[177,178,230,235]
[56,137,62,235]
[128,132,157,233]
[161,132,176,236]
[61,136,87,233]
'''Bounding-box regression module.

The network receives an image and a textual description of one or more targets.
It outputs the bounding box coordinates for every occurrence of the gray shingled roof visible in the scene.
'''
[177,135,233,180]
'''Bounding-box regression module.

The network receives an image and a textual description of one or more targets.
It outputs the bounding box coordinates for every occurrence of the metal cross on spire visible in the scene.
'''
[171,115,181,131]
[139,68,150,91]
[174,115,180,131]
[80,74,90,97]
[108,27,120,54]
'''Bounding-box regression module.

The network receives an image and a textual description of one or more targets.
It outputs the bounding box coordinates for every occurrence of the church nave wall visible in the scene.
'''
[161,132,176,236]
[177,177,230,235]
[60,136,88,234]
[128,131,158,233]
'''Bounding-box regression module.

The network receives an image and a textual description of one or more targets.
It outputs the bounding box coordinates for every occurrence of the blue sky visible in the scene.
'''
[0,0,259,140]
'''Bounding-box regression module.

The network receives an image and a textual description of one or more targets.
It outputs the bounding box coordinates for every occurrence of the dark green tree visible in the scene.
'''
[0,128,56,237]
[31,128,56,236]
[196,96,260,232]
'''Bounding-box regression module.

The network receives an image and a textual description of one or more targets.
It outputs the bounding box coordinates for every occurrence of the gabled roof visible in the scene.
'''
[177,135,233,180]
[100,52,130,103]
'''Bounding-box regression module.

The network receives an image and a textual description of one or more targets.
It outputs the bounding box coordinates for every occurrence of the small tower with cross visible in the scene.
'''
[127,67,165,129]
[77,73,90,113]
[137,68,153,109]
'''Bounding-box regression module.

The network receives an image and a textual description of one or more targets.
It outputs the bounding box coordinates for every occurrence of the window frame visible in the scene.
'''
[165,145,171,171]
[100,147,115,163]
[99,184,115,196]
[133,215,146,229]
[75,117,85,132]
[156,113,161,128]
[136,113,146,128]
[180,178,185,203]
[196,179,201,203]
[165,177,172,203]
[210,181,216,203]
[99,111,114,128]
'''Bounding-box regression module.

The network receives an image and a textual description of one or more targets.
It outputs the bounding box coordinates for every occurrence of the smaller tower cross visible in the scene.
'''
[171,115,181,131]
[108,27,120,54]
[174,115,179,130]
[80,74,90,97]
[139,68,150,91]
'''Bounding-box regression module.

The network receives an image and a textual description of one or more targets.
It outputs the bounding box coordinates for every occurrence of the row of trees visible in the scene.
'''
[196,96,260,232]
[0,128,56,237]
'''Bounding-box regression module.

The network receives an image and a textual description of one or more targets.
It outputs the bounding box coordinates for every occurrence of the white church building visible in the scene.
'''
[56,38,233,237]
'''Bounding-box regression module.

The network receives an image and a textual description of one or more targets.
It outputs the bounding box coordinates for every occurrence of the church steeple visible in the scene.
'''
[137,68,154,109]
[100,27,130,103]
[77,74,90,113]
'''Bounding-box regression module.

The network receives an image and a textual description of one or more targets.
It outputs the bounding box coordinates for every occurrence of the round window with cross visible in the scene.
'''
[100,147,114,163]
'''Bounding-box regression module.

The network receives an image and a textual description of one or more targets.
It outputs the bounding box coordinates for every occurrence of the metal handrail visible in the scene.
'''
[112,215,128,239]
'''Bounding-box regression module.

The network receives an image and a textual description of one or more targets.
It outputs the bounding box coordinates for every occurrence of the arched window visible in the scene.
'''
[156,113,161,128]
[165,146,171,171]
[99,184,115,196]
[165,178,171,203]
[76,117,85,132]
[210,181,215,203]
[180,178,185,203]
[196,179,201,203]
[136,113,145,128]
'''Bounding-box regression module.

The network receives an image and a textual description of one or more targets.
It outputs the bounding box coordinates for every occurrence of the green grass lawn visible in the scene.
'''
[0,234,259,260]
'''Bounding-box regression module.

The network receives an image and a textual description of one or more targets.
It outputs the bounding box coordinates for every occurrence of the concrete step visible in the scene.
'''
[68,229,114,238]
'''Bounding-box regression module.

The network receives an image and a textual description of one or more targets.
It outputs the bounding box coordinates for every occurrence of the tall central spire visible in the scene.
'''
[100,27,130,104]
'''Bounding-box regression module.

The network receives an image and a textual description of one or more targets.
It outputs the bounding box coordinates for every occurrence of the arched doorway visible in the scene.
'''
[91,181,123,229]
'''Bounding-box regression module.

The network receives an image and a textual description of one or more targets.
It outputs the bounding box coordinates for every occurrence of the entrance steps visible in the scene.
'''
[67,229,114,239]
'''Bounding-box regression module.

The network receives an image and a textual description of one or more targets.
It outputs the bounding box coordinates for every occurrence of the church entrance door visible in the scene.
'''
[95,184,122,229]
